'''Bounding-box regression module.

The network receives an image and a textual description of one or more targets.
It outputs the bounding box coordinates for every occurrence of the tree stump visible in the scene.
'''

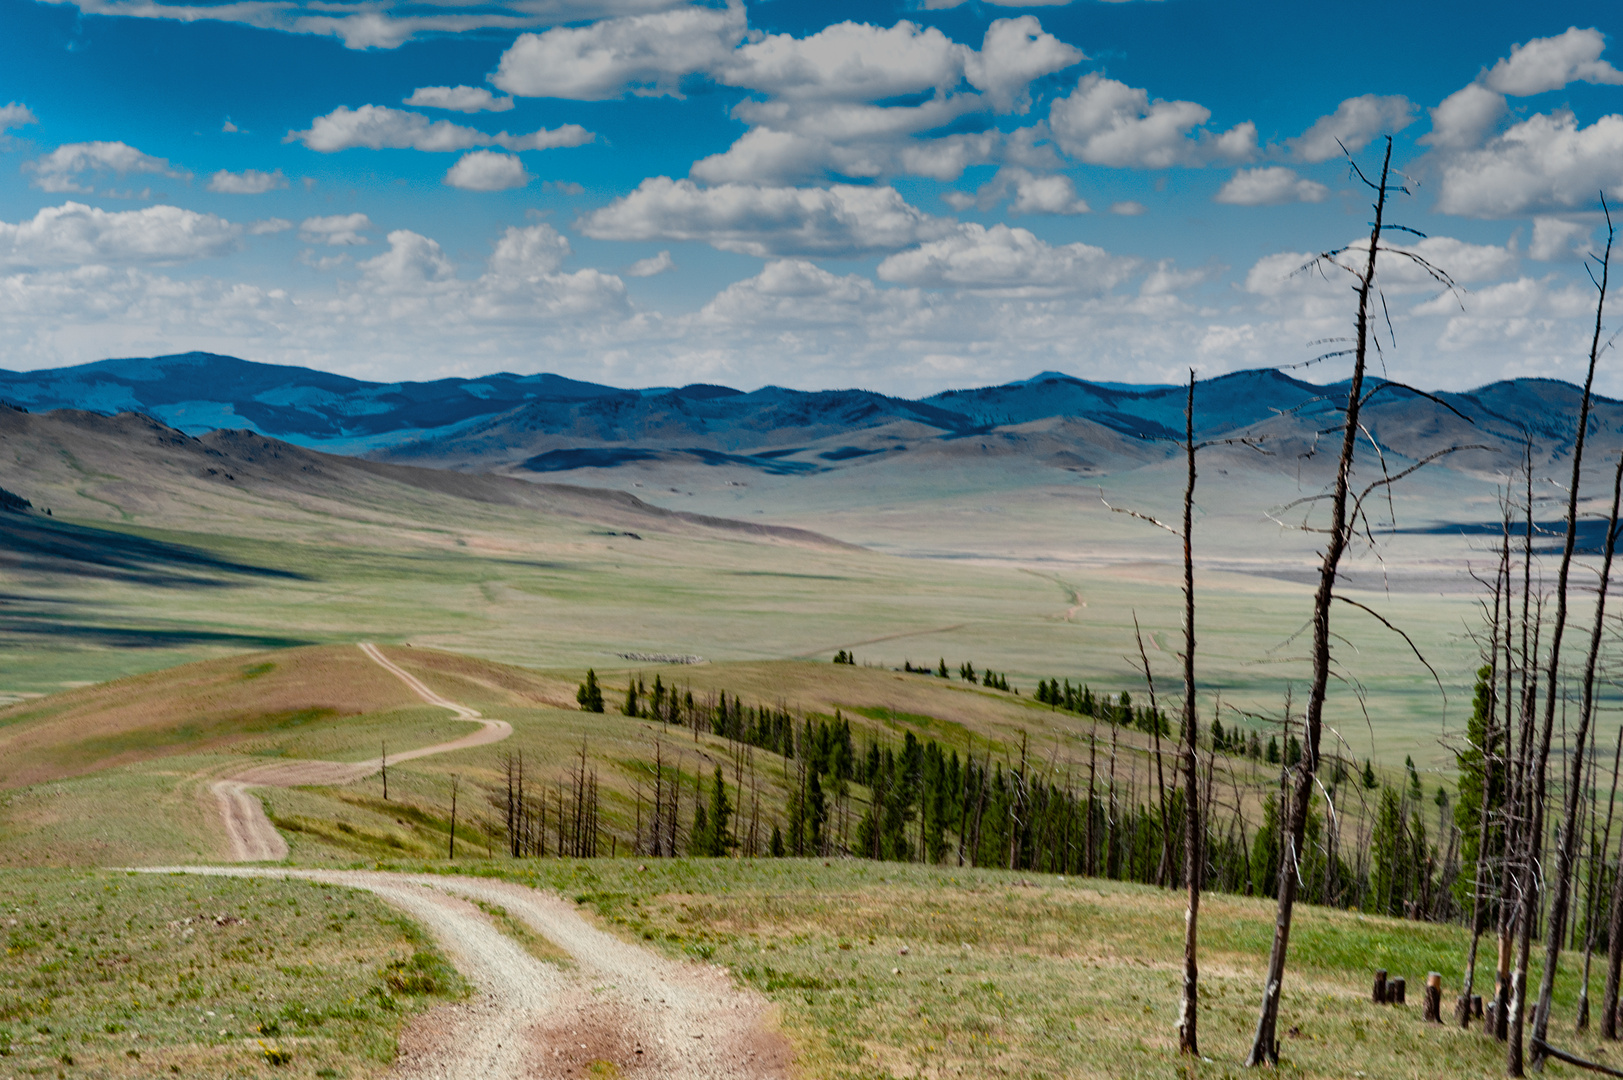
[1392,976,1407,1005]
[1456,994,1472,1028]
[1474,994,1484,1019]
[1424,973,1442,1022]
[1373,969,1388,1004]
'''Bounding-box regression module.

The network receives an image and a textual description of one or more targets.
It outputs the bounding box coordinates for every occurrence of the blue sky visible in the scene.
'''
[2,0,1622,394]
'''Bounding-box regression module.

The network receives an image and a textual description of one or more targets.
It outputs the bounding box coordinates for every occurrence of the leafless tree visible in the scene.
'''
[1246,137,1459,1067]
[1529,200,1616,1071]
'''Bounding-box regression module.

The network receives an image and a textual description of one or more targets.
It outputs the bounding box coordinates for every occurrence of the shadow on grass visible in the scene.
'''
[0,612,315,650]
[0,514,308,586]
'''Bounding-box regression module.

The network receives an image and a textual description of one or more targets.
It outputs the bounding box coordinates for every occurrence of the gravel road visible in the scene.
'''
[210,643,513,861]
[149,868,793,1080]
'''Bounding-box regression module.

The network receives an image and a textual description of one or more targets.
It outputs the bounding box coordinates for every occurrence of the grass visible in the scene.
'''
[0,868,466,1078]
[389,855,1610,1080]
[467,899,574,967]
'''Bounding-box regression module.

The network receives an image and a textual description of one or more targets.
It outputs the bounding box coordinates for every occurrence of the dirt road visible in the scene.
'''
[149,867,792,1080]
[210,643,513,861]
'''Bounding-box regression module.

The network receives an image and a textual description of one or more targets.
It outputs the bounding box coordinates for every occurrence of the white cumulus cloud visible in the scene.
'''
[0,201,239,268]
[877,222,1136,294]
[404,85,515,112]
[1289,94,1413,163]
[1215,167,1329,206]
[580,176,952,257]
[207,168,288,194]
[1434,111,1623,217]
[0,103,36,132]
[964,16,1085,114]
[492,3,747,99]
[300,213,372,246]
[1422,29,1623,155]
[1484,26,1623,96]
[1422,84,1506,151]
[945,167,1088,214]
[27,141,189,193]
[445,150,532,191]
[1049,73,1254,168]
[288,105,593,153]
[1529,216,1596,261]
[626,250,675,276]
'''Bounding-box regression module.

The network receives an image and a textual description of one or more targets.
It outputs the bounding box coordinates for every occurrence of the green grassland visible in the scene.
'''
[0,869,466,1079]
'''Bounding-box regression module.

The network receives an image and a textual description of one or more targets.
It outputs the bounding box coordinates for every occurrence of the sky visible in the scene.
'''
[2,0,1622,395]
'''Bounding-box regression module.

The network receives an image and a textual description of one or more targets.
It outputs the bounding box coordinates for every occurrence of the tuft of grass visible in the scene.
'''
[469,899,574,967]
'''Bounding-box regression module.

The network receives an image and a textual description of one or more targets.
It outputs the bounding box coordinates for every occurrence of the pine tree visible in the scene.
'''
[622,678,639,717]
[1250,794,1281,898]
[770,824,785,857]
[1369,787,1405,916]
[1362,758,1378,789]
[576,669,604,713]
[937,658,948,678]
[704,766,732,856]
[691,801,710,857]
[1265,736,1280,765]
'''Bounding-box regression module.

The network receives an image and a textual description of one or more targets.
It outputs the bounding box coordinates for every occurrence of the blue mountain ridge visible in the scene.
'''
[2,352,1617,476]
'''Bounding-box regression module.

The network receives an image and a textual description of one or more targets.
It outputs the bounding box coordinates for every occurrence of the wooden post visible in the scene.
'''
[1425,972,1443,1022]
[1475,995,1484,1019]
[1374,970,1388,1004]
[1392,976,1407,1005]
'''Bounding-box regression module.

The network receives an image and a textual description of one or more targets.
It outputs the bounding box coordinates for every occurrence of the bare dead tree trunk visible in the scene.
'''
[448,774,459,860]
[1499,448,1538,1043]
[1133,613,1174,887]
[1245,138,1393,1069]
[1528,201,1613,1071]
[1580,726,1620,1030]
[1604,736,1623,1038]
[1463,504,1511,1025]
[1178,371,1203,1056]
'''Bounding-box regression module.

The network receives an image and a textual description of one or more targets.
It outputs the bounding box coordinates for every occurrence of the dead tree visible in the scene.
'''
[1579,727,1621,1031]
[1526,198,1614,1073]
[1176,373,1203,1055]
[1461,497,1512,1026]
[1245,137,1455,1067]
[448,774,460,860]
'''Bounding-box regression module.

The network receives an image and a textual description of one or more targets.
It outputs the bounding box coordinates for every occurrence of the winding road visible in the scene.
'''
[190,649,793,1078]
[210,642,513,861]
[151,868,792,1080]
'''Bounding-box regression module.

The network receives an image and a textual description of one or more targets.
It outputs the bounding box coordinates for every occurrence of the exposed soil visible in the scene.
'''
[209,643,512,861]
[151,868,794,1080]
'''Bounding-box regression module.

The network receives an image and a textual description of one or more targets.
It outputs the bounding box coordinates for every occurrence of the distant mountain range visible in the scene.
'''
[3,352,1620,480]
